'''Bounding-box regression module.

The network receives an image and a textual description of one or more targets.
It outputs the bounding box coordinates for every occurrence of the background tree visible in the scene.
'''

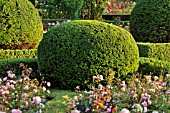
[81,0,109,20]
[36,0,109,20]
[37,0,84,19]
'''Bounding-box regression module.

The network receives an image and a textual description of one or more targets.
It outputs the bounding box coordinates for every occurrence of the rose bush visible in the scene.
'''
[0,63,50,112]
[63,74,170,113]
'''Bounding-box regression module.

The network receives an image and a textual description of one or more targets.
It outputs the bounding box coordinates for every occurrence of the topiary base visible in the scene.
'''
[0,44,37,50]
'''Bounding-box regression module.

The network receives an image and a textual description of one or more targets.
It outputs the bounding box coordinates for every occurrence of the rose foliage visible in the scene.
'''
[0,64,50,112]
[63,74,170,113]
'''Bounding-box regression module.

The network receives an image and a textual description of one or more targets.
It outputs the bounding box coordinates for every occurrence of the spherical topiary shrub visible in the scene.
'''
[130,0,170,43]
[0,0,43,49]
[38,20,139,89]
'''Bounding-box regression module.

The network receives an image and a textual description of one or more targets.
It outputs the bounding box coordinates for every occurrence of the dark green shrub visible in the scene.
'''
[38,20,139,89]
[139,57,170,76]
[0,49,37,59]
[130,0,170,43]
[137,43,170,62]
[0,0,43,49]
[0,58,39,80]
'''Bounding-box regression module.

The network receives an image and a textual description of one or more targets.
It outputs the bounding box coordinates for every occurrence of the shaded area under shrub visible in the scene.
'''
[0,57,170,86]
[0,58,39,80]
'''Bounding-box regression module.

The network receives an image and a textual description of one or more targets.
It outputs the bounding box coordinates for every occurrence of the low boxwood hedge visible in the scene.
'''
[0,49,37,59]
[138,57,170,76]
[0,57,170,85]
[137,43,170,62]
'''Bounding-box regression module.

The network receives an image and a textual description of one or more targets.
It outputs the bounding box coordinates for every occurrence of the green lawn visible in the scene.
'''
[45,89,76,113]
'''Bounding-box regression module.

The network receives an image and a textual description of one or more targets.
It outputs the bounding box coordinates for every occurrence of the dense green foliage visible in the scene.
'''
[0,58,39,79]
[38,0,84,19]
[81,0,108,20]
[0,56,169,85]
[0,0,43,49]
[28,0,35,5]
[139,57,170,76]
[42,19,129,31]
[137,43,170,62]
[0,49,37,59]
[38,20,139,89]
[37,0,108,20]
[130,0,170,43]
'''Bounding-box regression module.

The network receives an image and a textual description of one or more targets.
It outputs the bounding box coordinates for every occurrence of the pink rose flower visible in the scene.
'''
[161,82,166,87]
[166,90,170,94]
[24,85,29,90]
[120,108,130,113]
[3,77,7,81]
[42,86,46,92]
[47,82,51,87]
[148,100,152,105]
[85,108,90,112]
[1,86,7,91]
[23,93,28,98]
[120,81,126,87]
[106,108,111,112]
[143,101,147,107]
[8,73,15,79]
[154,76,158,80]
[71,110,80,113]
[33,89,37,93]
[33,96,41,104]
[12,109,22,113]
[30,84,34,87]
[10,85,15,90]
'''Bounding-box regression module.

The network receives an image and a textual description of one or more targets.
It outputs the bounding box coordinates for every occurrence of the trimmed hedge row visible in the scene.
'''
[137,43,170,62]
[0,58,39,79]
[0,57,170,80]
[0,49,37,59]
[139,57,170,76]
[1,43,170,63]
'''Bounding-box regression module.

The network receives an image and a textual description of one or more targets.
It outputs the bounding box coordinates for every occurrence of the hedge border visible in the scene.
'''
[137,43,170,62]
[0,57,170,80]
[0,49,37,59]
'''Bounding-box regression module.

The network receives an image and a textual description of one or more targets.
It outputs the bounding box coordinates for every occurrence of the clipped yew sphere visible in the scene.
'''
[130,0,170,43]
[38,20,139,89]
[0,0,43,49]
